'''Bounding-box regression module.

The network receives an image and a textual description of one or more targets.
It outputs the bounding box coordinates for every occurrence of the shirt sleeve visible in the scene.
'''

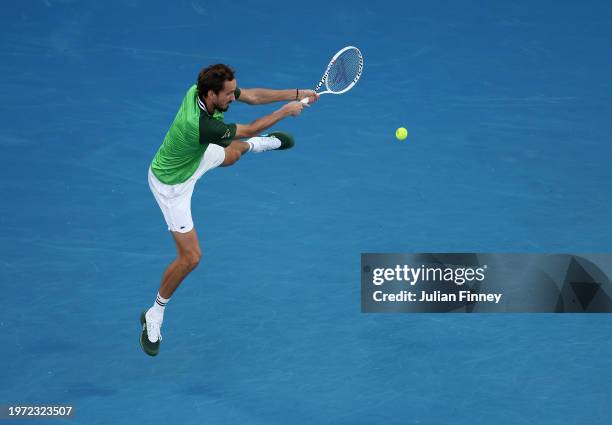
[234,87,241,99]
[200,115,237,147]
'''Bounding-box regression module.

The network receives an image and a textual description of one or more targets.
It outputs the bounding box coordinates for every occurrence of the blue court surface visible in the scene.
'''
[2,1,612,424]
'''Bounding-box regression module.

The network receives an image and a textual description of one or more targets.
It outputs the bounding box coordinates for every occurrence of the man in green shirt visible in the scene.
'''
[141,64,318,356]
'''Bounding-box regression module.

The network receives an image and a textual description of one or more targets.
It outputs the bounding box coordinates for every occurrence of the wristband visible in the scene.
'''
[296,88,299,100]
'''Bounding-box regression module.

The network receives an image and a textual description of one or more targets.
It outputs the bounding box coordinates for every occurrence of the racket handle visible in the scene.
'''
[300,97,310,104]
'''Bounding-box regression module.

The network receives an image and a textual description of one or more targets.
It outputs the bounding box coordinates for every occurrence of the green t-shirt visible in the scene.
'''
[150,85,241,185]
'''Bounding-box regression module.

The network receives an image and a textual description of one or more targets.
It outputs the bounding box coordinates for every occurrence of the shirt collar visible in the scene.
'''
[197,96,211,115]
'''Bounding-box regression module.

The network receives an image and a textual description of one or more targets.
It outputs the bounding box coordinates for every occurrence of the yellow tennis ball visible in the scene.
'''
[395,127,408,141]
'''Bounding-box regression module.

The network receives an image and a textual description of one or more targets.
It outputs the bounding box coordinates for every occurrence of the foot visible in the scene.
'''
[140,310,162,356]
[248,132,294,153]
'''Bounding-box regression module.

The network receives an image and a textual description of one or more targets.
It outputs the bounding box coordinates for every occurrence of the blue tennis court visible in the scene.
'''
[1,1,611,424]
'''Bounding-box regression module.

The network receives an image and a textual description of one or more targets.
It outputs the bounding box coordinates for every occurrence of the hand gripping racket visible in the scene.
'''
[301,46,364,104]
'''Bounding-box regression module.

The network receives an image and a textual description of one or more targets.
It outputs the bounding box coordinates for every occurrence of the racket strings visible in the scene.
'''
[325,49,362,93]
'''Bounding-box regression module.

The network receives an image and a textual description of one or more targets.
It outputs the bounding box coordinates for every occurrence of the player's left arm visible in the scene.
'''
[238,88,319,105]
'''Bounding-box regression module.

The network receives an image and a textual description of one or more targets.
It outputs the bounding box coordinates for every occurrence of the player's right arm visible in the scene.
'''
[235,101,305,139]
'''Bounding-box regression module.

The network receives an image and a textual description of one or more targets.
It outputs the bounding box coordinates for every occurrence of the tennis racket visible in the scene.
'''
[301,46,364,104]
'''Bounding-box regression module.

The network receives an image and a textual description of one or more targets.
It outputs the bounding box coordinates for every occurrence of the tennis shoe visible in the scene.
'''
[140,310,162,356]
[249,132,294,153]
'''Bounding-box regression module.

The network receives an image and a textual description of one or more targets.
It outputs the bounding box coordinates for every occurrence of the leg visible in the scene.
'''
[221,140,250,167]
[140,228,201,355]
[142,147,223,356]
[157,228,202,299]
[221,133,295,166]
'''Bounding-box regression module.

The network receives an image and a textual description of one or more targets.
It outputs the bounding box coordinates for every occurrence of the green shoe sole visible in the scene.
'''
[139,311,160,357]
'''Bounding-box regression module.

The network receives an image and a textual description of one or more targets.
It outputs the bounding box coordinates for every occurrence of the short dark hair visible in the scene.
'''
[197,64,235,99]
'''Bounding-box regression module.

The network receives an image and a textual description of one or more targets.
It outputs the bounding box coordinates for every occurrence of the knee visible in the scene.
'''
[180,249,202,270]
[223,148,241,166]
[231,150,242,164]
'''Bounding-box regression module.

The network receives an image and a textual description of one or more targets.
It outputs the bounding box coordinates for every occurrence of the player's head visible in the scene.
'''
[197,64,237,112]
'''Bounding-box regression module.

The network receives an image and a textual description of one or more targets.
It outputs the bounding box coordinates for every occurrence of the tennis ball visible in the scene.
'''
[395,127,408,141]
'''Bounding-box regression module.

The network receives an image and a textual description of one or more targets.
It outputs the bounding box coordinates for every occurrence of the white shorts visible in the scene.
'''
[148,144,225,233]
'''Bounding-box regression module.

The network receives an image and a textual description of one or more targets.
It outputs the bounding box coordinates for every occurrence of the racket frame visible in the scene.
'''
[301,46,363,104]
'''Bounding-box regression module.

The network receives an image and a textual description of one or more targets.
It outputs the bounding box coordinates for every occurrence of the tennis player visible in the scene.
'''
[141,64,318,356]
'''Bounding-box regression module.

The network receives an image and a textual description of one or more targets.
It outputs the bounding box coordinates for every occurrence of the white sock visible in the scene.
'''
[148,292,169,322]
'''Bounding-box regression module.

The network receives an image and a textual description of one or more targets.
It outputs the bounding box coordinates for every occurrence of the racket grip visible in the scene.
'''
[300,97,310,104]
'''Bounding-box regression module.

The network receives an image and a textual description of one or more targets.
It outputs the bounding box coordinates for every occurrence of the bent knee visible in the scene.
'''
[222,148,241,166]
[180,249,202,270]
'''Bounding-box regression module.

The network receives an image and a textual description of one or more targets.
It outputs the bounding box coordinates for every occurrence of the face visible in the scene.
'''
[211,79,237,112]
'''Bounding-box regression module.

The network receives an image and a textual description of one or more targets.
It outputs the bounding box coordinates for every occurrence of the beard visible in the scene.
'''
[215,101,231,113]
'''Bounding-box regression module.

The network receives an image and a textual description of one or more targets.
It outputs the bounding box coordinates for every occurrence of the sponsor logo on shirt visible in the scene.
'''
[222,129,231,139]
